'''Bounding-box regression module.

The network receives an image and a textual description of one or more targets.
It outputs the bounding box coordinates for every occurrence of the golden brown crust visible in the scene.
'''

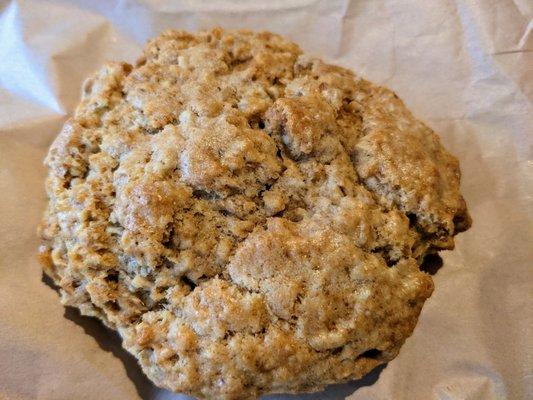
[39,28,470,399]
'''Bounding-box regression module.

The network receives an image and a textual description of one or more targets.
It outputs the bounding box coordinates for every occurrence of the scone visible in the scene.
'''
[39,28,471,399]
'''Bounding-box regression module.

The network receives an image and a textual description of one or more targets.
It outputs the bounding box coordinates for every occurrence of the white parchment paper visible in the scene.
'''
[0,1,531,399]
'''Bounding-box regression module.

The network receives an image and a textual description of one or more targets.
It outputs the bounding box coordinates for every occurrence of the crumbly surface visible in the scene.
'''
[38,28,471,399]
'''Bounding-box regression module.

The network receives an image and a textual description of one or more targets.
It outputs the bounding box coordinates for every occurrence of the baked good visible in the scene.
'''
[38,28,471,399]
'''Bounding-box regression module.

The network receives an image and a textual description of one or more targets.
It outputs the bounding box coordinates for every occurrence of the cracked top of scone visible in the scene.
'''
[39,28,471,399]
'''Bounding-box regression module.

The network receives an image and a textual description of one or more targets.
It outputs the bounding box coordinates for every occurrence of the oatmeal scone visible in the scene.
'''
[39,28,471,399]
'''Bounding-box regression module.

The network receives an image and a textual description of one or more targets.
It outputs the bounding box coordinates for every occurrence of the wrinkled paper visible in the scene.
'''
[0,0,531,399]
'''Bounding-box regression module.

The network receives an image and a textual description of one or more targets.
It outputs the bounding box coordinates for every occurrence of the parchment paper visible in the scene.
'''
[0,1,531,399]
